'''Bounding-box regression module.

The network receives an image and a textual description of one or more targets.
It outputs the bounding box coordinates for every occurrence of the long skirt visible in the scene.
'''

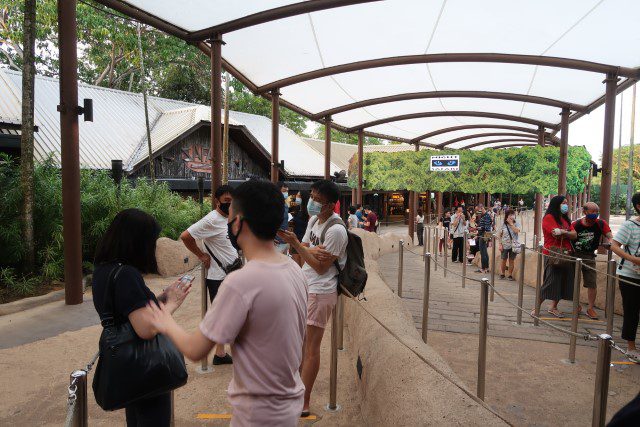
[540,256,575,302]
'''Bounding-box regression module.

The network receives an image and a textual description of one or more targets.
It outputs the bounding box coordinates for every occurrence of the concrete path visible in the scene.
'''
[378,246,624,348]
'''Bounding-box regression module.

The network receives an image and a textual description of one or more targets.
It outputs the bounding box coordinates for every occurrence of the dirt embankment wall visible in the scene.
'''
[345,229,507,426]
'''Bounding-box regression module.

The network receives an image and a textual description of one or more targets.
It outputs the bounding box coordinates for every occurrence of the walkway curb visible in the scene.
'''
[0,289,66,316]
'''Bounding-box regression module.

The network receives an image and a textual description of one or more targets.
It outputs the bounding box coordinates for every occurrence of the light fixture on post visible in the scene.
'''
[111,159,123,205]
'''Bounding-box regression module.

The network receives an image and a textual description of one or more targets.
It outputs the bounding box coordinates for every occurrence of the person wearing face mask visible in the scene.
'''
[148,180,308,426]
[536,195,575,318]
[276,179,348,417]
[565,202,613,320]
[180,184,238,365]
[497,209,521,280]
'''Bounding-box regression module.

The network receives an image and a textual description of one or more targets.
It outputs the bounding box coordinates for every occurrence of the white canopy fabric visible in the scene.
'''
[99,0,640,149]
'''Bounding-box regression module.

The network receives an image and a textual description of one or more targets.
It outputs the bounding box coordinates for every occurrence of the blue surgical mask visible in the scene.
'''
[295,198,302,205]
[307,198,323,217]
[586,213,599,220]
[560,204,569,214]
[282,192,288,199]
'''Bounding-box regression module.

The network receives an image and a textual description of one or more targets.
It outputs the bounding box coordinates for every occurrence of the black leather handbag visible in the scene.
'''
[92,264,188,411]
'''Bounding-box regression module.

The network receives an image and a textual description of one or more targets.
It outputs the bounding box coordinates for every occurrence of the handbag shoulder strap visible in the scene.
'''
[101,263,124,327]
[505,224,514,242]
[203,241,224,270]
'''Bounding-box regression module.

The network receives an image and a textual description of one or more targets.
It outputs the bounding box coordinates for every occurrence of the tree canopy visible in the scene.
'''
[348,146,592,195]
[1,0,308,133]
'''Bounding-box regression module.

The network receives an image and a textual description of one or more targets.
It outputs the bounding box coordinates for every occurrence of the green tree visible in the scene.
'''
[314,124,382,145]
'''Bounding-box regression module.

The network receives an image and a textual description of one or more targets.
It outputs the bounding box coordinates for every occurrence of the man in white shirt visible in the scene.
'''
[277,179,347,417]
[180,184,238,365]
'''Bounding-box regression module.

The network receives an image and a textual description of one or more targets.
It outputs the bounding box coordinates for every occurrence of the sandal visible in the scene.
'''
[586,308,599,320]
[547,309,565,318]
[508,276,515,281]
[499,274,505,279]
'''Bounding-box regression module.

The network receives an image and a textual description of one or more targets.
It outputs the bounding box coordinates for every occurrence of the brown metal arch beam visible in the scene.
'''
[411,124,559,143]
[463,138,539,150]
[257,53,638,93]
[435,132,555,149]
[187,0,380,39]
[311,91,585,119]
[492,143,539,149]
[345,111,558,133]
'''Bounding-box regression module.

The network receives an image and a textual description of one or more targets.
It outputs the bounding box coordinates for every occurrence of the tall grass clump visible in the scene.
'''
[0,154,207,300]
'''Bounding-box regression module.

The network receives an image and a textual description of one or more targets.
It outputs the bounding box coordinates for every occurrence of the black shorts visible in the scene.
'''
[205,279,223,304]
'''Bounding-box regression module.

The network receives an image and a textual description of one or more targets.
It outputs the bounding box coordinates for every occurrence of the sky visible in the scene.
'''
[569,84,639,166]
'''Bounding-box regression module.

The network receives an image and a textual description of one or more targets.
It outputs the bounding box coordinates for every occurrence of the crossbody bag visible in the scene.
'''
[505,225,521,254]
[203,242,243,275]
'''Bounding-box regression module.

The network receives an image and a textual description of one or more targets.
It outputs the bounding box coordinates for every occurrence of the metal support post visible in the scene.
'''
[517,243,526,325]
[69,369,88,427]
[270,90,280,183]
[606,260,616,335]
[490,234,496,302]
[600,73,620,225]
[199,264,211,373]
[397,240,404,297]
[558,108,570,195]
[210,34,223,195]
[58,0,83,305]
[569,258,583,363]
[327,304,340,411]
[337,295,344,350]
[462,231,468,288]
[534,244,543,326]
[422,253,431,343]
[477,278,489,400]
[422,226,427,259]
[605,248,612,319]
[426,226,431,254]
[357,130,364,205]
[591,334,613,427]
[324,116,332,179]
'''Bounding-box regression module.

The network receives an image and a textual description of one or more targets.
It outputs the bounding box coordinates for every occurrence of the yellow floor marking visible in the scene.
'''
[611,361,637,365]
[538,317,604,323]
[196,413,317,420]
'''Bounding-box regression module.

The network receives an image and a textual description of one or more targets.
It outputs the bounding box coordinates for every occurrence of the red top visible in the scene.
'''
[365,212,378,232]
[542,213,573,255]
[334,199,341,215]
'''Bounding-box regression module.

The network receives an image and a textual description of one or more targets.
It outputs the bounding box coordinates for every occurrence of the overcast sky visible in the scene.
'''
[570,84,639,166]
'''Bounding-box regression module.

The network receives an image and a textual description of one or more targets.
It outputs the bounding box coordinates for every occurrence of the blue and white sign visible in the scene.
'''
[430,155,460,172]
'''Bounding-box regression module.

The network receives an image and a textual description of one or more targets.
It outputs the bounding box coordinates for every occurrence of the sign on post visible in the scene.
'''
[430,155,460,171]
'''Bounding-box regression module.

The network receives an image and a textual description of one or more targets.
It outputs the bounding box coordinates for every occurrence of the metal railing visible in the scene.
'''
[396,232,635,426]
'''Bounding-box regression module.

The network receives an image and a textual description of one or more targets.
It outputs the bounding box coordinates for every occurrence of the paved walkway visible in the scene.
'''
[378,246,624,348]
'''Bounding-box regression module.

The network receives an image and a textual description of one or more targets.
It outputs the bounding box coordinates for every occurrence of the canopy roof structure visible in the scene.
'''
[95,0,640,150]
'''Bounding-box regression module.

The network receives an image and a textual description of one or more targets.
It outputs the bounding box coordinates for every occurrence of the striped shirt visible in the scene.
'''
[478,212,493,234]
[613,219,640,279]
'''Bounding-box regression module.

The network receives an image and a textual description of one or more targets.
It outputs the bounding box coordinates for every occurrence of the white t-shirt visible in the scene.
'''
[302,213,348,294]
[347,214,358,229]
[416,215,424,224]
[187,210,239,280]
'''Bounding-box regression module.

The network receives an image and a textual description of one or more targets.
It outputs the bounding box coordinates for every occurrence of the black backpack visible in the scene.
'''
[310,216,368,298]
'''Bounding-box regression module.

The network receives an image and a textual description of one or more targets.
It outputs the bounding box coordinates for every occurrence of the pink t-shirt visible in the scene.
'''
[199,257,308,426]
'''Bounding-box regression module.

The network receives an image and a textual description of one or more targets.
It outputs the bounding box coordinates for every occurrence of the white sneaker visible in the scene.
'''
[627,350,640,364]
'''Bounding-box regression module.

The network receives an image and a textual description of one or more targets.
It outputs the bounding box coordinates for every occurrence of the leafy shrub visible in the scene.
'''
[0,154,208,296]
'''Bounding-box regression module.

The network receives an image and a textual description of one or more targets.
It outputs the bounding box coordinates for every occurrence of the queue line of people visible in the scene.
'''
[91,179,356,426]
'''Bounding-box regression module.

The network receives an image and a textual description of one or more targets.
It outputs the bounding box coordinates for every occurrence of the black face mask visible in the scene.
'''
[227,217,243,251]
[219,202,231,215]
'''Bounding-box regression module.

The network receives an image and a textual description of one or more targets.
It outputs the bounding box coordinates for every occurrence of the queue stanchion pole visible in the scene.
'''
[517,243,526,325]
[534,244,543,327]
[397,239,404,297]
[462,231,468,288]
[327,303,340,412]
[477,278,489,400]
[443,231,448,278]
[422,253,431,343]
[490,234,496,302]
[605,246,613,319]
[337,295,344,351]
[606,260,616,335]
[426,226,431,254]
[198,263,211,373]
[422,226,427,260]
[433,230,438,271]
[592,334,613,427]
[569,258,583,363]
[170,390,175,427]
[69,369,88,427]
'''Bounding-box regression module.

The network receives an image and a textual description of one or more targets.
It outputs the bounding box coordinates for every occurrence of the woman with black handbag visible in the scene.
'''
[92,209,191,426]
